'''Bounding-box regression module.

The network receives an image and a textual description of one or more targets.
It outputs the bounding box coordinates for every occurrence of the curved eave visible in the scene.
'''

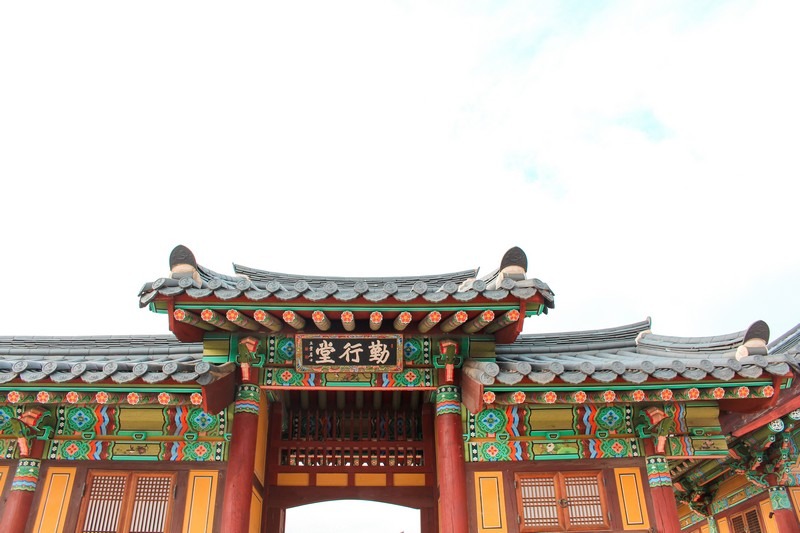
[232,264,480,287]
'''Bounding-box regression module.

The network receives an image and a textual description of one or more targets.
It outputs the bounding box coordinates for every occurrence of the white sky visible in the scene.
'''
[1,2,799,531]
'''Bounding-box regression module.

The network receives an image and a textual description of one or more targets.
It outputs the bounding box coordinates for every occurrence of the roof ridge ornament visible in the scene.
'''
[483,246,528,291]
[169,245,201,286]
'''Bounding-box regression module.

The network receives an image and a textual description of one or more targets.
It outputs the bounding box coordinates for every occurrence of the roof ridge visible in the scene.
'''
[231,264,480,284]
[512,319,651,344]
[769,323,800,353]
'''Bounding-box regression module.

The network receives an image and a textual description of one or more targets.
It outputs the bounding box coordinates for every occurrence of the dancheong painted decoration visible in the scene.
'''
[0,244,799,533]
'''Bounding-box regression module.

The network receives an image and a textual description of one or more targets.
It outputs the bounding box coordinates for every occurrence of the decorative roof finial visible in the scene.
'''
[169,245,197,270]
[500,246,527,273]
[169,245,201,285]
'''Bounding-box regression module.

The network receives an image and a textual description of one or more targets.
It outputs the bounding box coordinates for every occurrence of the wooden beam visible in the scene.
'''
[418,311,441,333]
[461,373,485,415]
[312,310,331,331]
[201,309,237,331]
[341,310,356,331]
[225,310,260,331]
[253,310,282,332]
[493,391,527,405]
[369,311,383,331]
[282,310,306,330]
[484,309,521,333]
[462,310,495,334]
[173,309,215,331]
[202,366,237,414]
[440,311,468,333]
[393,311,412,331]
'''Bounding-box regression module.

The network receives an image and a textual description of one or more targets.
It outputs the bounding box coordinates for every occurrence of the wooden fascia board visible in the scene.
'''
[723,377,800,436]
[202,369,237,414]
[461,373,485,415]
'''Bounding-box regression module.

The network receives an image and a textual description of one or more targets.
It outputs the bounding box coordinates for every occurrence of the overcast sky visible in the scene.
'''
[1,1,798,530]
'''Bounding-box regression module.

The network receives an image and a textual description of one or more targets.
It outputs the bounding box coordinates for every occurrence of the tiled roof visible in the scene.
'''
[769,323,800,355]
[0,335,218,385]
[484,319,792,385]
[138,245,555,307]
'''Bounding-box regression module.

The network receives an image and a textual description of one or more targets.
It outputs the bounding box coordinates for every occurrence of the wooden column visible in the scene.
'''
[221,383,261,533]
[434,385,468,533]
[264,508,286,533]
[767,485,800,533]
[264,403,285,533]
[644,440,681,533]
[0,439,45,531]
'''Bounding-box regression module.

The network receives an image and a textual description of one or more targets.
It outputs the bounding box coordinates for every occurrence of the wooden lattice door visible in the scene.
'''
[516,471,610,531]
[729,507,763,533]
[77,471,177,533]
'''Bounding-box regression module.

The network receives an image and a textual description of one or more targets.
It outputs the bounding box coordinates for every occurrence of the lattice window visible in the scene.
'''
[563,473,606,527]
[729,507,763,533]
[80,473,127,533]
[280,407,428,468]
[516,471,610,532]
[518,475,560,528]
[78,471,176,533]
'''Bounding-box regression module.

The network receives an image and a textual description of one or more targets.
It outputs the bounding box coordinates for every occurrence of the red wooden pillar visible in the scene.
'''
[263,401,285,533]
[644,440,681,533]
[767,484,800,533]
[0,439,45,531]
[434,385,468,533]
[221,383,261,533]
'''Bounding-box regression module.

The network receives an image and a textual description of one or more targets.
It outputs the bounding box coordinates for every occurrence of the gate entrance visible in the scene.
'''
[286,500,422,533]
[263,391,437,533]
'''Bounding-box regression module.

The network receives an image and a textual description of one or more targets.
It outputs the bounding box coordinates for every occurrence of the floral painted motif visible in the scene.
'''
[36,391,50,403]
[687,388,700,400]
[712,387,725,400]
[511,391,526,404]
[7,391,20,404]
[544,391,558,404]
[190,392,203,406]
[603,390,616,403]
[126,392,140,405]
[597,407,625,431]
[157,392,171,405]
[95,391,109,404]
[762,385,775,398]
[632,390,646,402]
[280,370,294,382]
[482,391,496,404]
[573,391,587,403]
[659,389,673,401]
[66,408,97,433]
[737,386,750,398]
[476,409,506,434]
[65,391,79,404]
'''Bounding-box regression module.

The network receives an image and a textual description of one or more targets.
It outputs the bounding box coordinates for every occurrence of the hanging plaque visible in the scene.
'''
[296,334,403,373]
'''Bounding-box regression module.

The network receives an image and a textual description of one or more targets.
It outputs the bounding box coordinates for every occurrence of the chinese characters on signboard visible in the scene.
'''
[296,334,402,372]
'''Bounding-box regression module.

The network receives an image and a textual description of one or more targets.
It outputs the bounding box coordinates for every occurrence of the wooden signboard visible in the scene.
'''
[296,334,403,373]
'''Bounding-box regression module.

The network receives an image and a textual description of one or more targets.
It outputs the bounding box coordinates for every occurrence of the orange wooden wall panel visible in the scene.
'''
[182,470,219,533]
[613,467,650,530]
[473,471,507,533]
[31,467,77,533]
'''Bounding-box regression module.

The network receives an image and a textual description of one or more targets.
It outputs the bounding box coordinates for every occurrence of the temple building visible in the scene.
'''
[0,245,798,533]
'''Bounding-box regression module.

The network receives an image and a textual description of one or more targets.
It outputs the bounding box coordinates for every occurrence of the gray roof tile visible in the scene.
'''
[139,247,555,310]
[493,320,793,385]
[0,335,222,386]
